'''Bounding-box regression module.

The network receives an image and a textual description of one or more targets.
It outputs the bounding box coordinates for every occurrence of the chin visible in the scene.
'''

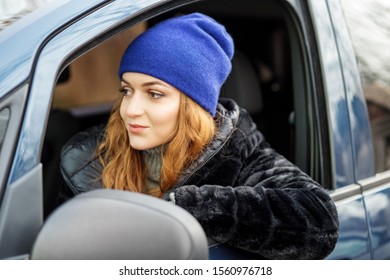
[130,144,147,151]
[130,142,157,151]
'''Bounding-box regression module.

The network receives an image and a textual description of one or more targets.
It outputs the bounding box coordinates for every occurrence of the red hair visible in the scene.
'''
[97,93,216,197]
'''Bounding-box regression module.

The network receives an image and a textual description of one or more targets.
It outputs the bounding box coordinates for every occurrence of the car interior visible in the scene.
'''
[42,0,315,218]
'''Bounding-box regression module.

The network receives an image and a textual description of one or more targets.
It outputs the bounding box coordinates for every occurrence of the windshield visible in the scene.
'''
[0,0,57,31]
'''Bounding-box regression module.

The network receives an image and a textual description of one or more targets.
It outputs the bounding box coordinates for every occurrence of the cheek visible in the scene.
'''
[151,104,180,133]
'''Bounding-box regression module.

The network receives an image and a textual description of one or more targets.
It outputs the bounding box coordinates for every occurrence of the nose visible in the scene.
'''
[125,93,145,118]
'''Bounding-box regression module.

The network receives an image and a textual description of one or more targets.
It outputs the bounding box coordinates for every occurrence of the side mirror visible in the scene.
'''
[31,189,208,259]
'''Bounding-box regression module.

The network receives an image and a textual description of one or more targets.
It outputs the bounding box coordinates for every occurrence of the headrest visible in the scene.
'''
[220,50,263,114]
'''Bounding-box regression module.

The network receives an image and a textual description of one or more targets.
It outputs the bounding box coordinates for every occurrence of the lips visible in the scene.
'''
[128,123,148,134]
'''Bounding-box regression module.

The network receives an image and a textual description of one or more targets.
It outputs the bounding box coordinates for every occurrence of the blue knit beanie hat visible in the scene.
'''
[119,13,234,116]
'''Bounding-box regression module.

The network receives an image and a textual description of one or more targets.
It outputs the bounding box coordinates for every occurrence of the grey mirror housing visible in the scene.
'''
[31,189,208,259]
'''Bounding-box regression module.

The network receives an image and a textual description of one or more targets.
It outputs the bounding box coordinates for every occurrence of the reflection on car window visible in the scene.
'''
[340,0,390,172]
[0,108,10,152]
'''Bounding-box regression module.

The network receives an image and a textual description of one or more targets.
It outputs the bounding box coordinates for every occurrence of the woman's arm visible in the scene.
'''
[173,142,339,260]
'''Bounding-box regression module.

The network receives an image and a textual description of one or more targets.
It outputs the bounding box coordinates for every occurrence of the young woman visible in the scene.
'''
[59,13,339,259]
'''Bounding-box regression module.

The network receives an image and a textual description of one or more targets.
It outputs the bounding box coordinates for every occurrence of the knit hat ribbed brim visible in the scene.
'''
[119,13,234,116]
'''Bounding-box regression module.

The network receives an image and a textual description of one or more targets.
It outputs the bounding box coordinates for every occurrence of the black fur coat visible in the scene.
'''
[60,98,339,259]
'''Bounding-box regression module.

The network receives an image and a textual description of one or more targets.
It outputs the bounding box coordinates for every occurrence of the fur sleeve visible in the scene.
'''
[173,141,339,260]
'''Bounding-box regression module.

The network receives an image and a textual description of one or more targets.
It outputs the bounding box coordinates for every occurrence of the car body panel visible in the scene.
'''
[365,187,390,259]
[328,189,371,259]
[359,172,390,259]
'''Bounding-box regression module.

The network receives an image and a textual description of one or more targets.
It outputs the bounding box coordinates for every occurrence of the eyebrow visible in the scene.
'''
[121,78,169,88]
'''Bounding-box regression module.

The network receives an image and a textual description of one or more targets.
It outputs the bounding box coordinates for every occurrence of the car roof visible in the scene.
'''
[0,0,106,98]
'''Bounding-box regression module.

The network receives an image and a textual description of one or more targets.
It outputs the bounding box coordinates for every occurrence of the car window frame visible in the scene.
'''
[283,0,327,188]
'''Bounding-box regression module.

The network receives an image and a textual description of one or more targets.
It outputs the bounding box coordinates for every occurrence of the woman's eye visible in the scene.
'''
[149,91,164,99]
[119,88,132,96]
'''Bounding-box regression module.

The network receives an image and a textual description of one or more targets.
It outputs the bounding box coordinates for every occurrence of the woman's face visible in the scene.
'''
[119,72,181,150]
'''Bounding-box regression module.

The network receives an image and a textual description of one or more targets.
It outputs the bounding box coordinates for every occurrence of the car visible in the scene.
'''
[1,0,390,260]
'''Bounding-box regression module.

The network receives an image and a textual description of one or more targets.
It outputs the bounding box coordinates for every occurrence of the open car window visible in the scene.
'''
[35,0,327,218]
